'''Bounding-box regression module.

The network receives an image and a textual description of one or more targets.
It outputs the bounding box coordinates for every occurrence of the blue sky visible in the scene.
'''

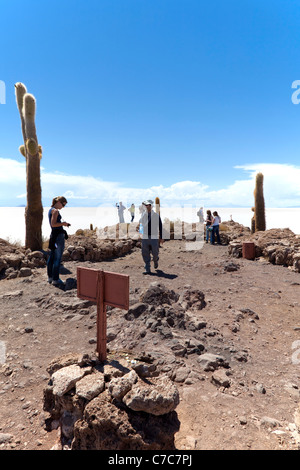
[1,0,300,207]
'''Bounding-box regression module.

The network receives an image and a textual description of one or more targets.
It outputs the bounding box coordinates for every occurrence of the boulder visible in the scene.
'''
[72,391,180,450]
[140,283,179,306]
[18,267,32,277]
[51,364,92,397]
[179,288,206,310]
[76,372,105,400]
[107,370,138,400]
[197,353,229,371]
[122,375,179,416]
[3,253,24,269]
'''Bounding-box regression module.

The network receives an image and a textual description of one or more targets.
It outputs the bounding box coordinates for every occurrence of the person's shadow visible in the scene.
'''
[60,265,72,275]
[153,269,177,280]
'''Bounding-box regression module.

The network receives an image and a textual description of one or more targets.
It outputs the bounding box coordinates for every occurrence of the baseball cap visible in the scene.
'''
[142,199,154,206]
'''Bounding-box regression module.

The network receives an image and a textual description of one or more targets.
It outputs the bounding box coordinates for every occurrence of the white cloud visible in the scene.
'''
[0,157,26,183]
[0,157,299,208]
[234,163,300,207]
[63,190,89,200]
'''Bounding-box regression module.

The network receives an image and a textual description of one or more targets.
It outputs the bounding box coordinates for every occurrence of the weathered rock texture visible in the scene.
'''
[228,228,300,272]
[0,239,46,280]
[63,232,139,262]
[0,234,138,280]
[43,353,180,450]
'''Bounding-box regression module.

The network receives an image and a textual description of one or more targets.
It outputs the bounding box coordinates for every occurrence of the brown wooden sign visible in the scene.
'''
[77,267,129,361]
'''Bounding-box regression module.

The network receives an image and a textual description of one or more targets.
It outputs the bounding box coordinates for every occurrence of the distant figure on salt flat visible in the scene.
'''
[128,203,135,222]
[139,204,146,216]
[116,202,126,223]
[197,206,204,223]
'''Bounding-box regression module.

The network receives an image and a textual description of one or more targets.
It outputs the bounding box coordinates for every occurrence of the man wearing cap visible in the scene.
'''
[139,200,164,274]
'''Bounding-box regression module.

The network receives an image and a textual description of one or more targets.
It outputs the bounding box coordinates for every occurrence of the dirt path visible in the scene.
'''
[0,239,300,450]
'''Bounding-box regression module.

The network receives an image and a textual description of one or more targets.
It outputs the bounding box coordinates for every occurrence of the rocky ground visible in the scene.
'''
[0,223,300,450]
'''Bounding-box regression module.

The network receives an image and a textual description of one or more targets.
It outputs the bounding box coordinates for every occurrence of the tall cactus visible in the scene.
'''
[15,83,43,250]
[155,197,160,215]
[253,172,266,232]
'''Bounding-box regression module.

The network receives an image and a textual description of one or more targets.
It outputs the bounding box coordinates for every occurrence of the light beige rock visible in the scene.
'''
[76,372,105,401]
[123,375,179,416]
[51,364,92,397]
[107,370,138,400]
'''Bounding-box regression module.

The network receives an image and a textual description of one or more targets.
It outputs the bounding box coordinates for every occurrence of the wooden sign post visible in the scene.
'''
[77,267,129,362]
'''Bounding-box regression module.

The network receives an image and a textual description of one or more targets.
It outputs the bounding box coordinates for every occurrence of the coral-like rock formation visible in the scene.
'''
[228,228,300,272]
[43,353,180,450]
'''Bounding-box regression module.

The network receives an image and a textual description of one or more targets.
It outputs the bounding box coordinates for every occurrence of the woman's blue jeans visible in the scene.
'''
[47,232,65,281]
[205,226,211,242]
[211,225,221,244]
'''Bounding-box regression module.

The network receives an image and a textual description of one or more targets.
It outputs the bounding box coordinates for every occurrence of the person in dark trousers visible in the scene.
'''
[211,211,221,245]
[47,196,71,288]
[205,210,213,243]
[139,200,164,274]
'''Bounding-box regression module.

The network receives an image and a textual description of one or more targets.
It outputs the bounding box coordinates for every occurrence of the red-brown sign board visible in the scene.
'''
[77,267,129,310]
[103,271,130,310]
[77,267,130,361]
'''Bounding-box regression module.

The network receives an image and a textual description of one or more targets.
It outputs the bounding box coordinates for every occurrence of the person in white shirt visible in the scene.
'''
[211,211,221,245]
[116,202,126,223]
[139,200,164,274]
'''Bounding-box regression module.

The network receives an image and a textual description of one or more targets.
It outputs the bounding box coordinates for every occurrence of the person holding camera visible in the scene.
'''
[47,196,71,288]
[116,202,126,223]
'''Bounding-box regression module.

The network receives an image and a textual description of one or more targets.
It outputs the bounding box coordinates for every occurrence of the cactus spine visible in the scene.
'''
[253,172,266,232]
[15,83,43,250]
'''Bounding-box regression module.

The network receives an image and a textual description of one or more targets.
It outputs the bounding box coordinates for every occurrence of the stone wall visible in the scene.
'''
[228,228,300,272]
[0,233,139,280]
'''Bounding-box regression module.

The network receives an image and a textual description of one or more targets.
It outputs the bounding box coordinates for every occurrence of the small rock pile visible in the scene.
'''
[43,353,180,450]
[42,283,244,450]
